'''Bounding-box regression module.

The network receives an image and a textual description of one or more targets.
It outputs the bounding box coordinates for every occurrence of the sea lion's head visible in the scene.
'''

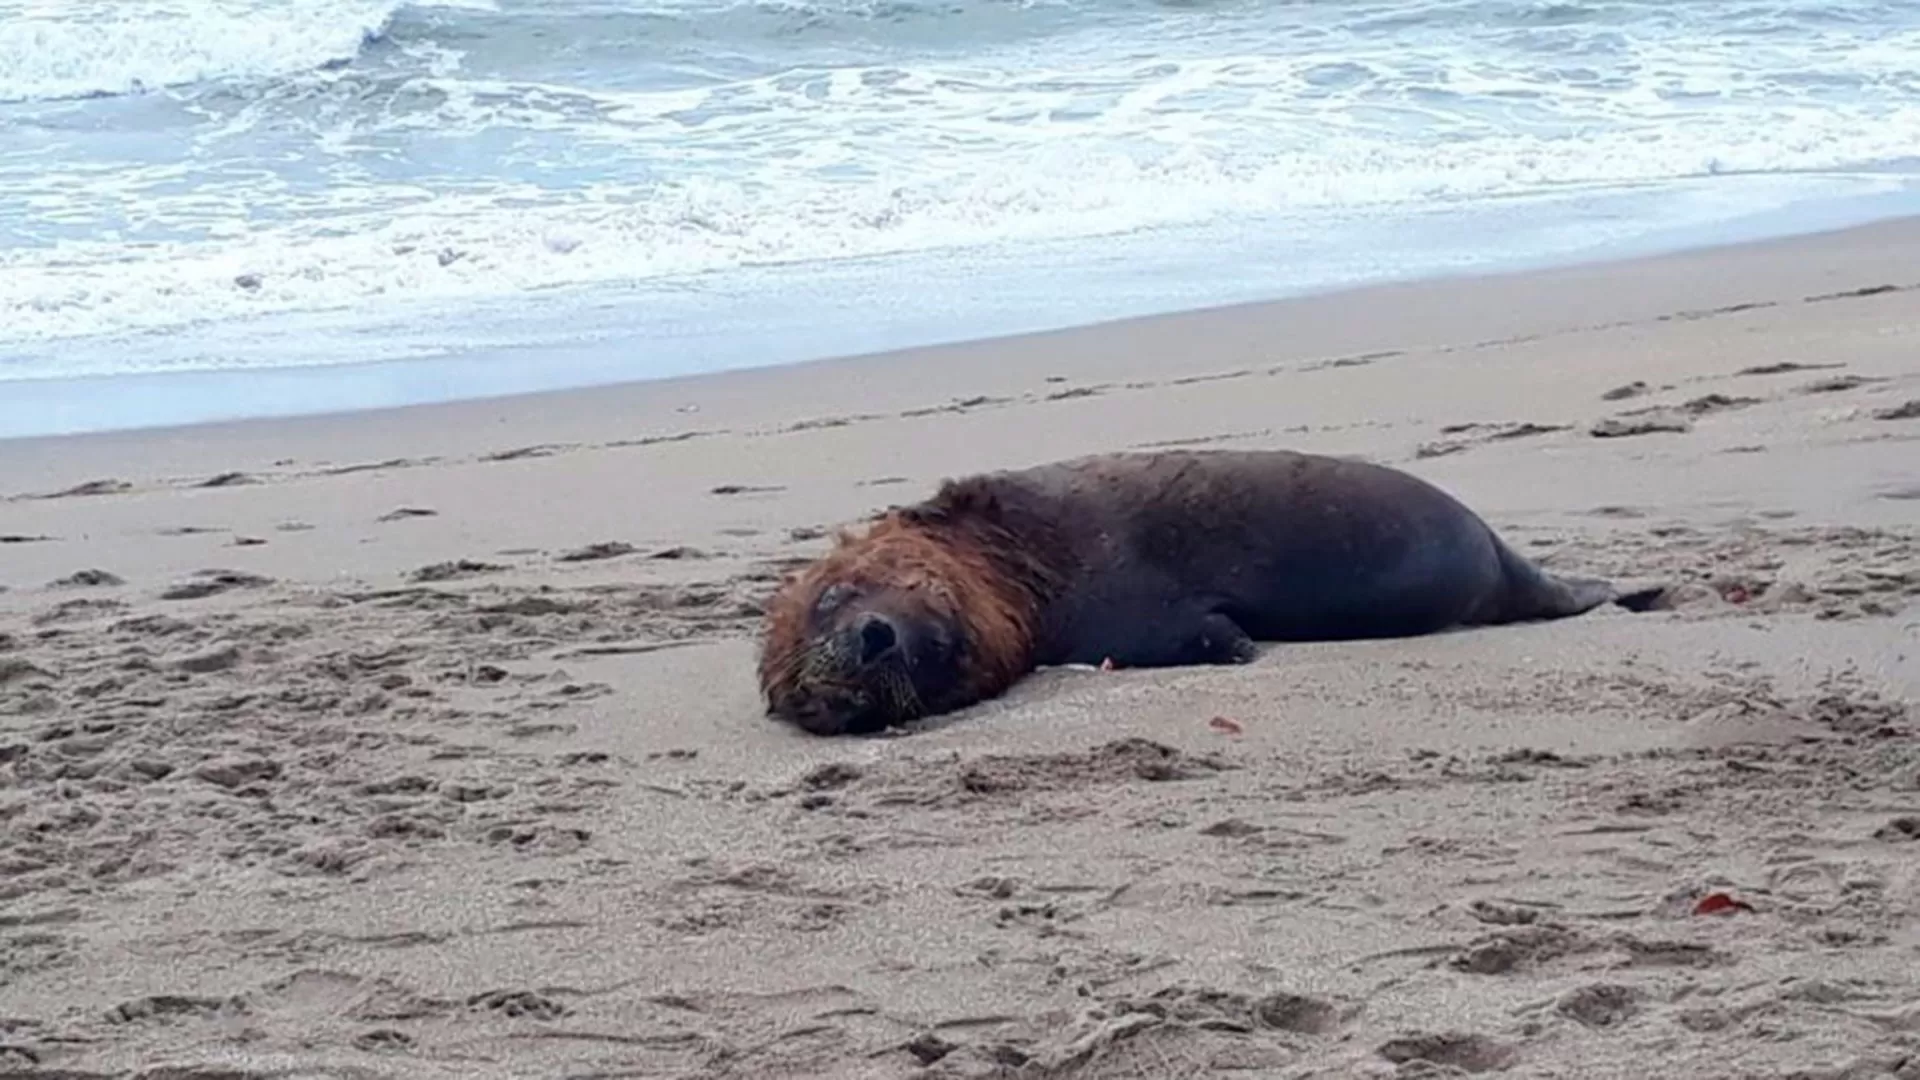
[758,508,1039,736]
[761,576,970,736]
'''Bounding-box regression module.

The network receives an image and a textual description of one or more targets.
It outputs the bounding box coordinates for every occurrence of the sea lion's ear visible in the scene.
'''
[921,479,1001,523]
[899,504,945,527]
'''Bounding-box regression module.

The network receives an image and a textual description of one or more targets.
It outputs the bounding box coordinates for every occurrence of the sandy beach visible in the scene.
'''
[2,218,1918,1079]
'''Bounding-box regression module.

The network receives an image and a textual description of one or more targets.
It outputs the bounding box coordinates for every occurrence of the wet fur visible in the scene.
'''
[759,449,1633,735]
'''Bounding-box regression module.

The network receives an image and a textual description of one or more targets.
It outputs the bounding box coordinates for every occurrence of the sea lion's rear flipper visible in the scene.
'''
[1491,536,1618,621]
[1542,572,1618,615]
[1610,584,1672,613]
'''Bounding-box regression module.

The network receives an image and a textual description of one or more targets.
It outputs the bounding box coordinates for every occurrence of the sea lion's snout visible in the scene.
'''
[769,612,932,736]
[854,612,899,665]
[764,627,897,736]
[779,688,871,737]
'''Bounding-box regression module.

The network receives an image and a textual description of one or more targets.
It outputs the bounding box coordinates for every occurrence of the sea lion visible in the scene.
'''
[759,448,1640,736]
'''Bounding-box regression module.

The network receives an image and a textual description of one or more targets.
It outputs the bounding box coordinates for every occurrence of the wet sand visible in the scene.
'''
[2,218,1918,1079]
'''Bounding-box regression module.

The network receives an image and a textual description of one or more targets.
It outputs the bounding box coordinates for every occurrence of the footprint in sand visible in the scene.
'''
[554,541,634,562]
[1419,420,1571,458]
[326,457,427,477]
[408,559,506,583]
[197,471,258,488]
[1798,374,1886,395]
[158,570,272,601]
[34,478,130,499]
[1377,1031,1518,1073]
[1584,505,1648,519]
[1555,984,1644,1029]
[354,1029,415,1053]
[1447,925,1585,975]
[0,657,55,686]
[191,755,282,789]
[1590,412,1692,438]
[710,483,785,496]
[1044,385,1107,402]
[1806,283,1900,302]
[105,995,239,1024]
[377,507,438,523]
[1872,817,1920,842]
[49,569,124,588]
[1735,360,1843,377]
[1675,393,1761,416]
[1250,992,1344,1035]
[170,643,243,674]
[481,444,564,462]
[900,394,1009,418]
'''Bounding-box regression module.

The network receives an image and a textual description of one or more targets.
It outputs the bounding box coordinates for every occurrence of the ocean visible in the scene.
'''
[3,0,1919,437]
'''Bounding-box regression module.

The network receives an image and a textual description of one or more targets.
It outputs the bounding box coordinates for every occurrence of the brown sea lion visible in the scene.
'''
[759,449,1643,736]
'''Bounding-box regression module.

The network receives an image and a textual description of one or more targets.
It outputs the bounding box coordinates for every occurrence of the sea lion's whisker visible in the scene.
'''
[879,671,916,719]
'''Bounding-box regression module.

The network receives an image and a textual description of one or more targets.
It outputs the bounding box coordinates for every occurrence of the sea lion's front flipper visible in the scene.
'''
[1187,612,1260,666]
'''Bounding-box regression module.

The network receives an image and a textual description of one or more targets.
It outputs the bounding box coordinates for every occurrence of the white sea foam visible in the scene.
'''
[4,106,1914,352]
[0,0,406,102]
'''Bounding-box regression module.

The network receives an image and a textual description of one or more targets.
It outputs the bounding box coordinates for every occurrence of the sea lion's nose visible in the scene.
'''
[856,614,898,663]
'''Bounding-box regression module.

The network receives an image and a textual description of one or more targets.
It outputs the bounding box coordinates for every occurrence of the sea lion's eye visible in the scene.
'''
[930,626,959,660]
[814,583,856,614]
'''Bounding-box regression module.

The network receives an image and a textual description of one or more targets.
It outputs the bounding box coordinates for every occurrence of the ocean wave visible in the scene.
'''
[0,0,419,103]
[3,94,1916,350]
[5,0,1919,366]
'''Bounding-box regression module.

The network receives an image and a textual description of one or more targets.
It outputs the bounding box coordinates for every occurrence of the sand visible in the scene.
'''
[2,218,1918,1080]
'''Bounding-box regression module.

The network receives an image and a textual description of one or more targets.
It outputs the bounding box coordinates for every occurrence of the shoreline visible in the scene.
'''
[6,188,1919,444]
[5,205,1918,567]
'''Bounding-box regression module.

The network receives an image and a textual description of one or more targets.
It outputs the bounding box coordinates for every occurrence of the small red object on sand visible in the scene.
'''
[1208,716,1244,735]
[1692,892,1755,916]
[1724,585,1751,605]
